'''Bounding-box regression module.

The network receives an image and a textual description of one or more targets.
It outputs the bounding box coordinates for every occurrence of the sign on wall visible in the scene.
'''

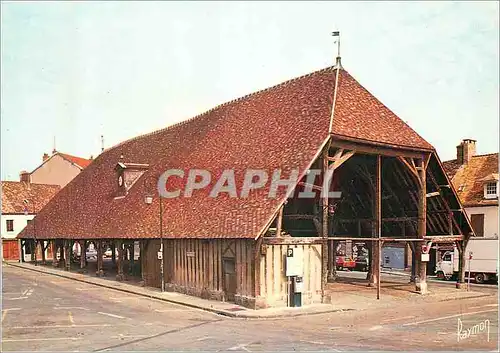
[286,247,304,277]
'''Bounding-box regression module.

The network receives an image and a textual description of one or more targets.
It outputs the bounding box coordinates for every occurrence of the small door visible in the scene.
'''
[222,258,237,302]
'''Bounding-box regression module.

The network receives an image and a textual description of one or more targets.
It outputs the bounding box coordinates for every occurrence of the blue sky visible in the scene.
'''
[1,1,498,180]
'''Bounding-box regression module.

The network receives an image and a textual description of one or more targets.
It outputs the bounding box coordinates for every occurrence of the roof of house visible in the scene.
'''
[1,181,60,214]
[443,153,499,207]
[57,153,92,169]
[19,66,436,240]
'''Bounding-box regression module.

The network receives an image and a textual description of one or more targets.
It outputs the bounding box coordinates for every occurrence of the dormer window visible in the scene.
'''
[114,162,149,197]
[485,182,498,199]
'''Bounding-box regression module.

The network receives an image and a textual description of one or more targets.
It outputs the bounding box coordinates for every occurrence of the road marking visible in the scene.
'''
[97,312,126,319]
[6,297,28,300]
[469,306,481,309]
[10,323,153,329]
[68,311,75,325]
[111,334,150,339]
[26,289,33,296]
[227,343,252,351]
[196,336,213,341]
[369,325,383,331]
[2,310,9,322]
[3,337,83,342]
[22,289,28,295]
[403,309,498,326]
[381,315,415,323]
[484,304,498,307]
[300,340,325,345]
[54,306,89,311]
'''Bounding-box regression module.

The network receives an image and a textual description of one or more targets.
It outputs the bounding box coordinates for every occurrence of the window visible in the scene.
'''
[6,220,14,232]
[443,253,452,262]
[27,219,32,226]
[470,214,485,237]
[485,182,498,199]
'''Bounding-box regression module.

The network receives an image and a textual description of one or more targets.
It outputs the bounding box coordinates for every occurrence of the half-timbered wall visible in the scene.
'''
[143,238,257,308]
[259,242,323,308]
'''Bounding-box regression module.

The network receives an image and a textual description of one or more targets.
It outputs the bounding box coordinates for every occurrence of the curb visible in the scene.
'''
[6,263,344,319]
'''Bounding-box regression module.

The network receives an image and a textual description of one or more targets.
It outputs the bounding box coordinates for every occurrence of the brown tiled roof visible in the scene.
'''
[19,66,435,240]
[57,153,92,169]
[443,153,499,207]
[1,181,60,214]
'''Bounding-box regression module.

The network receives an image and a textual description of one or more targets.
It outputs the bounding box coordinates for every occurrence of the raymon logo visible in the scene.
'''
[457,317,490,342]
[157,169,342,199]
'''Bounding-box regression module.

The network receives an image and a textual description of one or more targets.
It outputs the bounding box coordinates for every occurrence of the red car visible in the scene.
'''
[336,256,356,270]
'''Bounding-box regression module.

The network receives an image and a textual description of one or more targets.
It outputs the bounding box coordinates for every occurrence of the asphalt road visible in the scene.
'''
[2,265,498,351]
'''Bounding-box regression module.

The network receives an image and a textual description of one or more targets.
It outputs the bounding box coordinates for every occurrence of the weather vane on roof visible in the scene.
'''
[332,31,341,67]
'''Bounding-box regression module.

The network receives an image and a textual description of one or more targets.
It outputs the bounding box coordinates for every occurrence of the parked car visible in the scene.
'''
[86,249,97,261]
[336,256,356,271]
[354,255,369,272]
[104,248,112,257]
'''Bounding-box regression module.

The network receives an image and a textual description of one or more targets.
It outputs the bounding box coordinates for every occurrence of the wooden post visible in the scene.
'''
[64,240,71,271]
[52,240,58,267]
[321,145,330,302]
[111,243,116,264]
[366,240,372,281]
[80,240,86,269]
[40,241,46,265]
[116,240,124,281]
[375,155,382,298]
[276,206,283,237]
[130,242,135,270]
[416,157,428,294]
[327,239,336,282]
[456,240,466,289]
[377,240,382,300]
[140,240,147,285]
[96,240,104,277]
[30,240,35,262]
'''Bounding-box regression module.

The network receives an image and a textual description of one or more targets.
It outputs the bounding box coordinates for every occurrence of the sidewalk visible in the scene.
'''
[5,261,347,319]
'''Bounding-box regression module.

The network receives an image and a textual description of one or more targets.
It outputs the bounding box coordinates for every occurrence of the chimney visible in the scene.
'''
[456,139,476,165]
[20,171,31,183]
[43,153,49,162]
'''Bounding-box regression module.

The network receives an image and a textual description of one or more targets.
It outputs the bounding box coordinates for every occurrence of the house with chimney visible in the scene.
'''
[2,150,91,261]
[1,179,60,260]
[28,150,92,188]
[443,139,499,239]
[19,63,473,309]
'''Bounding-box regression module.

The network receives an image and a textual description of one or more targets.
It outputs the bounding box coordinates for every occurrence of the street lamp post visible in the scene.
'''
[159,195,165,292]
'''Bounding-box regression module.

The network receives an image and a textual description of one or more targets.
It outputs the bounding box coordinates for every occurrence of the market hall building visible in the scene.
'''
[19,61,474,309]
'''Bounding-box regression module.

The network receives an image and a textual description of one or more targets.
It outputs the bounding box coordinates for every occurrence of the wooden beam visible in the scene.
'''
[262,237,324,245]
[416,157,427,294]
[424,235,463,242]
[329,150,356,171]
[330,138,427,159]
[321,143,331,302]
[275,206,284,238]
[397,156,421,186]
[283,214,315,220]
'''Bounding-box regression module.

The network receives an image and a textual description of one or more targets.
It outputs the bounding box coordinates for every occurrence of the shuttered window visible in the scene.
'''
[6,220,14,232]
[470,214,485,237]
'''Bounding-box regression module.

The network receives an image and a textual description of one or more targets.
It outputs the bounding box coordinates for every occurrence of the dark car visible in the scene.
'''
[354,255,368,272]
